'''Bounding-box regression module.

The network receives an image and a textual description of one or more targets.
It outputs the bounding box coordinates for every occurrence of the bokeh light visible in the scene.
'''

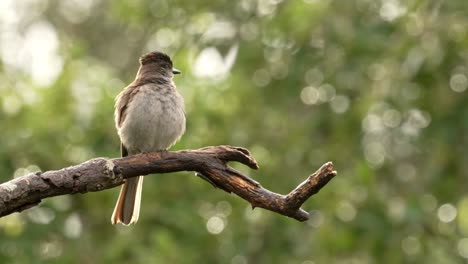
[438,203,458,223]
[206,216,226,235]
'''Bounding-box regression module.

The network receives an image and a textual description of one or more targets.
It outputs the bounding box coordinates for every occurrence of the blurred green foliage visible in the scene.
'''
[0,0,467,263]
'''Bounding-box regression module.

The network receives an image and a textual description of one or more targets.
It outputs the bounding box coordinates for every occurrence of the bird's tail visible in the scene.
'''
[111,176,144,225]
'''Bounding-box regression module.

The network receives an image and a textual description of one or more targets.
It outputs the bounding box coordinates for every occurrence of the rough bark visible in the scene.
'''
[0,146,336,221]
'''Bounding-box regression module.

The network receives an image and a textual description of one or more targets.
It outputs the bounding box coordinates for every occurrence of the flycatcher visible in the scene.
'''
[111,51,185,225]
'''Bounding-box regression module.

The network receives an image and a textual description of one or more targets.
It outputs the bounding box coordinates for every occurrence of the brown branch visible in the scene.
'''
[0,146,336,221]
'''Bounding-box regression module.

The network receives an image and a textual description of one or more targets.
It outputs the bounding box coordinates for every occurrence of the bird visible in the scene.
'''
[111,51,185,225]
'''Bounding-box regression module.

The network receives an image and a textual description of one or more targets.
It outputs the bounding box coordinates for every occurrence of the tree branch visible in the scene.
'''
[0,146,336,221]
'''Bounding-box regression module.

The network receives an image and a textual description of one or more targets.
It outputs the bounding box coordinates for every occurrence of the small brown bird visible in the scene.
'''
[111,51,185,225]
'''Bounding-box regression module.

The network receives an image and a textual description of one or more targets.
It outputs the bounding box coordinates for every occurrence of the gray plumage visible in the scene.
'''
[111,51,185,225]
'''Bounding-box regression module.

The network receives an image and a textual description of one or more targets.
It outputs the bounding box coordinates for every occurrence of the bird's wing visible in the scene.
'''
[115,84,140,128]
[121,143,128,157]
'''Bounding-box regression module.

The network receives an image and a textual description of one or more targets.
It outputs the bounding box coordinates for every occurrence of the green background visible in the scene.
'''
[1,0,467,263]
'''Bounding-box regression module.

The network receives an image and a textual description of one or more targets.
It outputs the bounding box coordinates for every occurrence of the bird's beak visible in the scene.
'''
[172,68,181,74]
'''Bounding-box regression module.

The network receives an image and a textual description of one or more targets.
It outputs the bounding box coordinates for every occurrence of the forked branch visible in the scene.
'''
[0,146,336,221]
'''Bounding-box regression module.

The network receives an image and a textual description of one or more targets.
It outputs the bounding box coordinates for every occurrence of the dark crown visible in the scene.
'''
[139,51,173,67]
